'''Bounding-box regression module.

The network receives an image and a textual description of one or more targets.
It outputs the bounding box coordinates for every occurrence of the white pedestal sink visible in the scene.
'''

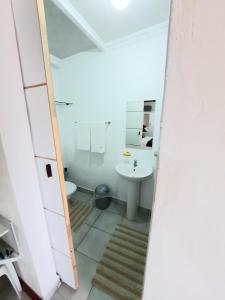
[116,162,153,220]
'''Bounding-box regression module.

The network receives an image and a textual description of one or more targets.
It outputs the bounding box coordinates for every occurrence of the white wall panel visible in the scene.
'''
[45,210,70,257]
[11,0,46,87]
[25,86,56,159]
[53,249,76,289]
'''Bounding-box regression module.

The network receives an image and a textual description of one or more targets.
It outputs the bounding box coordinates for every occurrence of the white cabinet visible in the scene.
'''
[11,0,46,87]
[45,210,77,289]
[53,249,76,289]
[45,210,70,257]
[36,158,64,215]
[36,158,76,289]
[25,86,56,159]
[11,0,77,291]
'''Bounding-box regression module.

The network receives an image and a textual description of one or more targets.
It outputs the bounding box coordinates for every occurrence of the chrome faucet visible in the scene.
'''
[133,159,138,168]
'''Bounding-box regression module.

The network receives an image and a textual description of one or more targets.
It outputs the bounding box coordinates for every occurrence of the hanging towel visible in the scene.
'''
[91,123,106,153]
[77,123,91,151]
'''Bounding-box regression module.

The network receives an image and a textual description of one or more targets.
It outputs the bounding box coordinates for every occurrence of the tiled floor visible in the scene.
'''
[61,190,150,300]
[0,276,31,300]
[0,190,150,300]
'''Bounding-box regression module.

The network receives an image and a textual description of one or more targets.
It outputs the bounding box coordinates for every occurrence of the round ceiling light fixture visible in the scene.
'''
[111,0,130,10]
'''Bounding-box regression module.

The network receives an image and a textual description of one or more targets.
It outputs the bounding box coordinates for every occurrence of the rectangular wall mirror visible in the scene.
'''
[126,100,156,149]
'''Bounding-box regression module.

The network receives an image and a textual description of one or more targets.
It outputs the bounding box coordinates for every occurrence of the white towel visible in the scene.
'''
[77,123,91,151]
[91,123,106,153]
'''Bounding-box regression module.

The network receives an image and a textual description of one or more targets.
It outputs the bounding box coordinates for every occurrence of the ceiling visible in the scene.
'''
[44,0,171,58]
[70,0,171,42]
[44,0,95,58]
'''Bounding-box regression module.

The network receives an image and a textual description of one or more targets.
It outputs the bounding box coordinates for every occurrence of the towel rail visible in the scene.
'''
[55,101,73,106]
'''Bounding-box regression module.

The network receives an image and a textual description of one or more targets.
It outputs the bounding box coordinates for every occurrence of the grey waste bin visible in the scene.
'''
[95,184,112,210]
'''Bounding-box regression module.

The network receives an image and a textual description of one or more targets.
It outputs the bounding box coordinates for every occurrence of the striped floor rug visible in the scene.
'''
[92,223,149,300]
[69,200,93,232]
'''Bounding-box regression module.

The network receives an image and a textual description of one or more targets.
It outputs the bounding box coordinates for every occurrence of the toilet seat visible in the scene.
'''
[65,181,77,197]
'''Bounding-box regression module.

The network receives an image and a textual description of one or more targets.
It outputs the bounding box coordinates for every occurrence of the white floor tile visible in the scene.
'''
[57,253,97,300]
[135,210,151,223]
[51,291,66,300]
[70,252,97,300]
[85,209,102,226]
[78,228,111,262]
[72,191,93,204]
[0,277,31,300]
[87,287,113,300]
[105,201,126,216]
[94,211,122,234]
[72,223,91,249]
[121,217,150,234]
[57,283,75,300]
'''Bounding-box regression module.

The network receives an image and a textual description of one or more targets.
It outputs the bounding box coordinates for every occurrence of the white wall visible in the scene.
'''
[53,27,168,209]
[0,138,40,293]
[143,0,225,299]
[0,1,58,298]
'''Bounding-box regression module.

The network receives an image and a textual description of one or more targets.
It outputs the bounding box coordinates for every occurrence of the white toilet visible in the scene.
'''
[65,181,77,199]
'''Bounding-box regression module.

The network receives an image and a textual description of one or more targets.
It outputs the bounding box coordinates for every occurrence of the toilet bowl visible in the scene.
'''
[65,181,77,199]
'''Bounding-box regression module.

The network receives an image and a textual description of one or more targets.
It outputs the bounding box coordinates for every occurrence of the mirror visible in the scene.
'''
[126,100,156,149]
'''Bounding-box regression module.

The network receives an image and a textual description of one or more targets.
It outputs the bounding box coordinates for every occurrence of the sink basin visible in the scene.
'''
[116,162,153,220]
[116,162,153,182]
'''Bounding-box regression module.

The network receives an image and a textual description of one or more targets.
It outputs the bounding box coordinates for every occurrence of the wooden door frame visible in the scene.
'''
[35,0,78,289]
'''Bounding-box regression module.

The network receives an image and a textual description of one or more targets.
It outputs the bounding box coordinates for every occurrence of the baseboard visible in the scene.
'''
[112,197,151,215]
[111,197,126,207]
[77,186,151,214]
[19,278,43,300]
[139,206,151,215]
[77,186,94,195]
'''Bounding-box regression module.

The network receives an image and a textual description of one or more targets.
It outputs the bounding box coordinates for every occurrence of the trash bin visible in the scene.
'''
[95,184,111,210]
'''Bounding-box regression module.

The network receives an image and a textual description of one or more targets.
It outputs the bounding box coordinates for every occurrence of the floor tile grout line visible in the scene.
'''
[76,224,112,252]
[74,222,93,250]
[88,210,104,225]
[73,209,103,249]
[74,229,91,250]
[86,286,94,300]
[90,225,114,236]
[87,209,104,225]
[105,208,126,216]
[76,249,99,264]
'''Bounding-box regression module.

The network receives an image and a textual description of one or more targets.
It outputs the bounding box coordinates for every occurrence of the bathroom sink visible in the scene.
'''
[116,162,153,182]
[116,162,153,220]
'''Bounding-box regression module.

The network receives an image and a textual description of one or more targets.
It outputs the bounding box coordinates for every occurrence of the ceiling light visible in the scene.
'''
[111,0,130,10]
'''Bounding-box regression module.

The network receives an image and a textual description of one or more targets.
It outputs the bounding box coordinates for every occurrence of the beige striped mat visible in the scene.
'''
[92,223,149,300]
[69,200,93,232]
